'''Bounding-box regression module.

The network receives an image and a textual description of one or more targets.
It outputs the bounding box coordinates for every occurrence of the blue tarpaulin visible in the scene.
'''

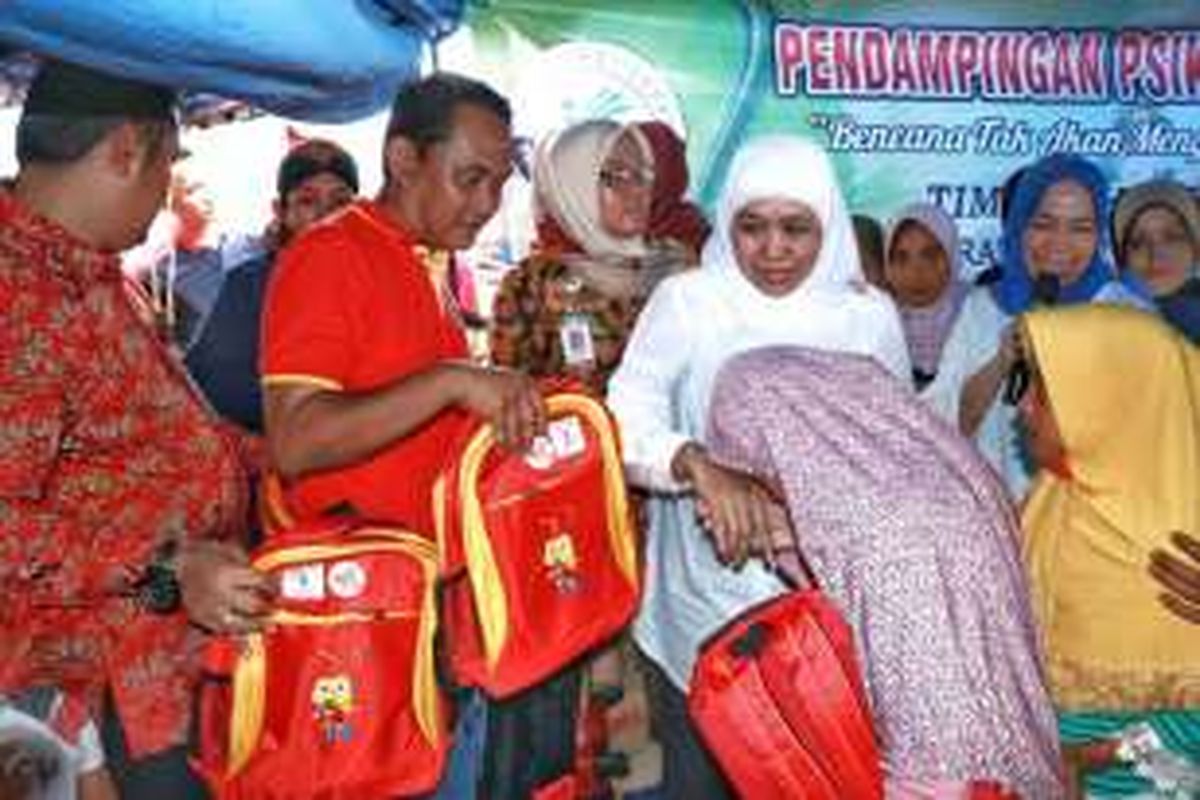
[0,0,465,121]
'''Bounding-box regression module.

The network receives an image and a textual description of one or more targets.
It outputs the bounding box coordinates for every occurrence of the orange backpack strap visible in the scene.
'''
[258,471,297,535]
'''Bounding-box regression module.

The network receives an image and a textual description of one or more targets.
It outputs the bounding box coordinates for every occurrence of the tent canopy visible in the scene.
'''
[0,0,465,122]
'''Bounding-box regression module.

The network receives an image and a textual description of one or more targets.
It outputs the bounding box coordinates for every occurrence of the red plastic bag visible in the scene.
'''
[688,589,884,799]
[434,390,640,698]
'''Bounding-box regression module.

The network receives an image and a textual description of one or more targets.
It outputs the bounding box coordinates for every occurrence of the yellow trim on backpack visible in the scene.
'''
[252,532,437,573]
[454,393,638,673]
[227,634,266,777]
[413,551,442,748]
[560,395,637,587]
[269,609,421,625]
[457,427,510,671]
[224,529,444,773]
[259,472,296,533]
[431,475,448,568]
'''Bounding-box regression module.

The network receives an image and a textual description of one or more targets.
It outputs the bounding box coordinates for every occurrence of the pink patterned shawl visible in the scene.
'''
[706,345,1064,799]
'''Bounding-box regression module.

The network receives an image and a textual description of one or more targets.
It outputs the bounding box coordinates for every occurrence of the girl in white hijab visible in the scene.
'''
[608,135,909,798]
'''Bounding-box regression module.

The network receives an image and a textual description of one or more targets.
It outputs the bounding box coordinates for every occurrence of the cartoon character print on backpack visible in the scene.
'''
[311,674,355,744]
[542,531,581,594]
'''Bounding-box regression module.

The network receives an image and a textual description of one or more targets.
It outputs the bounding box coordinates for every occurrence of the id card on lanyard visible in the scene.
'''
[560,311,596,366]
[558,275,596,367]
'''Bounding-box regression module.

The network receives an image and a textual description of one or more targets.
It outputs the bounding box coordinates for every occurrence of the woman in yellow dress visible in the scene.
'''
[1016,304,1200,796]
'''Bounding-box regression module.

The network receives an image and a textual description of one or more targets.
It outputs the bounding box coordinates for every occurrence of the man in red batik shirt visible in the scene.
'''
[0,60,272,799]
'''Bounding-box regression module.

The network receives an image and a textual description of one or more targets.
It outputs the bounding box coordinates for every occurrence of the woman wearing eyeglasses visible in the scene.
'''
[1114,179,1200,344]
[484,118,697,798]
[925,154,1152,502]
[1015,304,1200,798]
[490,118,697,398]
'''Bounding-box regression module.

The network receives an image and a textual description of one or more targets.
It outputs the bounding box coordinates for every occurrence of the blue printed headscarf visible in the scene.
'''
[993,154,1145,314]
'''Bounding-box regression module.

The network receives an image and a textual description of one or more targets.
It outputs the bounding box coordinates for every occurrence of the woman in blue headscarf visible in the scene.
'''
[993,154,1148,312]
[924,153,1153,501]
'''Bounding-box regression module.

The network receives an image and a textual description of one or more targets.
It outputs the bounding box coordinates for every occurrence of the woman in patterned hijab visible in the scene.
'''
[707,344,1063,799]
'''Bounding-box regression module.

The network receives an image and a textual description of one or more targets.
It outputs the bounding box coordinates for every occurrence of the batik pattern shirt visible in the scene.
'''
[0,191,248,756]
[489,253,650,397]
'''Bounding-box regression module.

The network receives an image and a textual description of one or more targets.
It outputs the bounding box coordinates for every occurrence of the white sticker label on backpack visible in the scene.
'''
[327,560,368,599]
[524,435,557,471]
[548,416,586,460]
[524,416,587,470]
[281,563,325,600]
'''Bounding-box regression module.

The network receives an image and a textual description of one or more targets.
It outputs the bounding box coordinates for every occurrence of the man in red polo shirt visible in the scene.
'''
[261,74,546,797]
[262,74,545,533]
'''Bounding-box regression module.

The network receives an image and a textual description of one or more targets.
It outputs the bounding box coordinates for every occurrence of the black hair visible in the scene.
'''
[277,139,359,199]
[851,214,884,260]
[17,60,178,167]
[885,218,925,261]
[16,114,174,167]
[17,114,118,165]
[385,72,511,154]
[998,166,1028,224]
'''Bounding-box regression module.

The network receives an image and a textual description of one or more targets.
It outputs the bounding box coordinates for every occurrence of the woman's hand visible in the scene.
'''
[762,498,796,553]
[672,443,786,567]
[177,540,274,634]
[959,323,1023,435]
[1149,532,1200,624]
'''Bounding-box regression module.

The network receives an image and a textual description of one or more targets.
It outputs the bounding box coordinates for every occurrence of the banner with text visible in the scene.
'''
[451,0,1200,274]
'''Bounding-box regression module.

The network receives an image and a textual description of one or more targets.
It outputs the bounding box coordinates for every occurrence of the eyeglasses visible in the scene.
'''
[599,165,653,190]
[1003,356,1032,406]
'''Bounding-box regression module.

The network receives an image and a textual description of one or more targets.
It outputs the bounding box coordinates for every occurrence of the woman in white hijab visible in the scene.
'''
[608,135,910,798]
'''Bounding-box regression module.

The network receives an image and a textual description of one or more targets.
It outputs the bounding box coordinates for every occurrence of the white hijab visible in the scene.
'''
[534,118,652,261]
[701,135,864,316]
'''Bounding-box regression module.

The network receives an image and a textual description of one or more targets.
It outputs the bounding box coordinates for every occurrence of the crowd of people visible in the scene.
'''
[1,56,1199,800]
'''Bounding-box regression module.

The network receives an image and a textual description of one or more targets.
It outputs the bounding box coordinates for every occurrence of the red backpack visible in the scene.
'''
[688,589,1025,799]
[193,524,448,799]
[688,588,885,799]
[434,390,640,698]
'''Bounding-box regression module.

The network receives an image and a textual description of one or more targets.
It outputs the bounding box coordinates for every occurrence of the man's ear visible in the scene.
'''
[102,121,144,179]
[384,135,421,187]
